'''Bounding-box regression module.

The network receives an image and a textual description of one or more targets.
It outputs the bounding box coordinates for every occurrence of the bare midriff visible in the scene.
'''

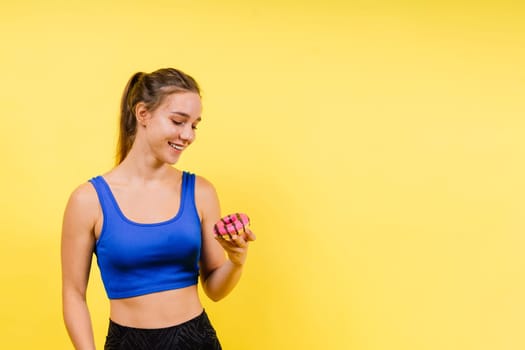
[109,285,203,329]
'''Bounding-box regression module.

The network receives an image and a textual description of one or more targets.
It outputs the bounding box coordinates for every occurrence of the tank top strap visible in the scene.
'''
[182,171,198,216]
[88,176,115,219]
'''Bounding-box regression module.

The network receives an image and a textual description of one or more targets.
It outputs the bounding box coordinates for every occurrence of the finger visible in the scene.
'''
[244,228,256,241]
[231,234,247,248]
[215,232,232,241]
[215,233,242,247]
[214,234,231,247]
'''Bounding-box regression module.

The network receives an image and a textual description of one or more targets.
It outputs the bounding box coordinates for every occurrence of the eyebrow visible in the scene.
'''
[170,111,202,121]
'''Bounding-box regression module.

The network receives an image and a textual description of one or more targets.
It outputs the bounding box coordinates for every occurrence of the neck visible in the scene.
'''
[116,146,176,182]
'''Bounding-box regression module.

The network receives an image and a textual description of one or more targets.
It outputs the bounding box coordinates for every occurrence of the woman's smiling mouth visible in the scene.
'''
[168,142,184,151]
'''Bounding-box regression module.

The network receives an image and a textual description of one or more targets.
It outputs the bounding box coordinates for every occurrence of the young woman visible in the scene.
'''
[61,68,255,349]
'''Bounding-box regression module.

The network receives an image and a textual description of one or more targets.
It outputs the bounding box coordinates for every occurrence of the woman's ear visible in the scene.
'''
[135,102,149,126]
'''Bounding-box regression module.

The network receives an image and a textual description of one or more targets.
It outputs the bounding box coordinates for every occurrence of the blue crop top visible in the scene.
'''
[88,172,201,299]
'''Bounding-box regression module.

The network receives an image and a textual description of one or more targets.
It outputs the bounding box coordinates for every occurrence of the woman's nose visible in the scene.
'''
[180,125,194,141]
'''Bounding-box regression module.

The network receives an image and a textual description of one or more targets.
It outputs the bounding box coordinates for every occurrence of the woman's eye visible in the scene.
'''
[172,119,198,130]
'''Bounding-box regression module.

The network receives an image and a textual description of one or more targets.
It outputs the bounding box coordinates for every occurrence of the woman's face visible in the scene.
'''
[139,91,202,165]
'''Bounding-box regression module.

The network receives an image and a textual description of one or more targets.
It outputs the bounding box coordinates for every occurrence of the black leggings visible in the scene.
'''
[104,310,222,350]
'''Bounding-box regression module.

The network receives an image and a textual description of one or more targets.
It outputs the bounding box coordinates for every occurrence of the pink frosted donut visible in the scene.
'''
[214,213,250,239]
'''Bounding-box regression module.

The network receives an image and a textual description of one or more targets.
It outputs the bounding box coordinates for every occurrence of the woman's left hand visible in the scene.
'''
[214,228,256,266]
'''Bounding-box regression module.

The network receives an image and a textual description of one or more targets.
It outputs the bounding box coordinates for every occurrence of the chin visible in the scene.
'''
[165,155,182,165]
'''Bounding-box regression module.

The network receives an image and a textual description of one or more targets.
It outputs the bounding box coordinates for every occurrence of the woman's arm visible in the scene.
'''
[195,176,256,301]
[61,184,99,349]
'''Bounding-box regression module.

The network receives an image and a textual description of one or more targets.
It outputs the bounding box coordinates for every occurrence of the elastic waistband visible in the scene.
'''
[108,309,207,331]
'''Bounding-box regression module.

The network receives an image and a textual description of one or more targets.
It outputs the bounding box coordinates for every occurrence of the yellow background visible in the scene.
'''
[1,1,524,349]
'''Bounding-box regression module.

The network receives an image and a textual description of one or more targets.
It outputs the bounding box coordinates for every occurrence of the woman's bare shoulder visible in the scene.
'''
[61,180,102,240]
[194,175,220,203]
[65,181,100,216]
[70,181,98,201]
[193,175,220,216]
[194,175,216,192]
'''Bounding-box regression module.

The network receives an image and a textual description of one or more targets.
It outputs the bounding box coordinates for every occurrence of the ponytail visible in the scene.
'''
[116,72,144,165]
